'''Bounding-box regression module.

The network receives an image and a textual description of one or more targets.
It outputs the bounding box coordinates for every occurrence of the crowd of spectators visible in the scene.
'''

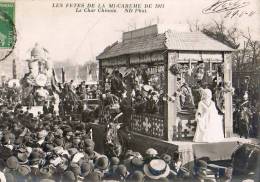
[0,100,202,182]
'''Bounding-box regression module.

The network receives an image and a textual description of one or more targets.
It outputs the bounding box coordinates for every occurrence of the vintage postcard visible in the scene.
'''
[0,0,259,181]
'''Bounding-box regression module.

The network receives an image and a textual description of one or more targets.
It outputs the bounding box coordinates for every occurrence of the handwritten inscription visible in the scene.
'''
[202,0,255,18]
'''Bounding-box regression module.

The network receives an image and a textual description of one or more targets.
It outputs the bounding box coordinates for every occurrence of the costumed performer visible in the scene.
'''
[193,89,224,143]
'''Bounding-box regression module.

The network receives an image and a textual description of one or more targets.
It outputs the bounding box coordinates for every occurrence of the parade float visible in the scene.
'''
[20,43,59,115]
[94,24,253,167]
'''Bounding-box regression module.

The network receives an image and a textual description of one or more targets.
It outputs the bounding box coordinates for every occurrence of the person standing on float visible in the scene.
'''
[193,89,224,143]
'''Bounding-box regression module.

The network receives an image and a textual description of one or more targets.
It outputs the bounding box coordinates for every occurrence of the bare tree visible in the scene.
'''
[187,19,240,49]
[201,19,240,49]
[241,28,260,71]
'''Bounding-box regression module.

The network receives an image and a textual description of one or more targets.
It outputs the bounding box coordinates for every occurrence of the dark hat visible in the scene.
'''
[2,135,10,145]
[6,156,19,169]
[87,171,102,182]
[0,145,13,160]
[110,157,120,166]
[39,167,53,178]
[14,137,23,145]
[70,163,81,176]
[17,165,31,176]
[54,129,63,138]
[29,151,41,162]
[66,131,73,136]
[54,138,64,147]
[63,126,72,133]
[44,144,54,152]
[95,156,110,170]
[75,123,85,131]
[80,162,93,177]
[44,113,52,120]
[116,164,128,177]
[161,154,172,164]
[63,170,76,182]
[131,171,144,182]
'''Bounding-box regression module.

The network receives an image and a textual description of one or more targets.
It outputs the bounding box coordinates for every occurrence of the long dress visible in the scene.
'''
[193,100,224,143]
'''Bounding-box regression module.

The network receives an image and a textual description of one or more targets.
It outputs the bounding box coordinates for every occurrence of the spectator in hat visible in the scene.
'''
[85,171,102,182]
[110,156,120,167]
[129,157,144,174]
[85,148,100,161]
[6,156,19,171]
[0,143,13,160]
[106,156,120,179]
[84,139,95,151]
[161,154,171,165]
[17,164,32,181]
[3,156,19,178]
[17,151,29,165]
[63,170,76,182]
[128,170,144,182]
[54,137,64,147]
[70,163,81,180]
[80,162,93,178]
[95,155,110,177]
[143,159,170,181]
[115,164,129,181]
[239,103,252,139]
[144,148,158,163]
[123,150,136,169]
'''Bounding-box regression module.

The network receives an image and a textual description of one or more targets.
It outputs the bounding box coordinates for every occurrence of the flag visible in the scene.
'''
[51,68,61,93]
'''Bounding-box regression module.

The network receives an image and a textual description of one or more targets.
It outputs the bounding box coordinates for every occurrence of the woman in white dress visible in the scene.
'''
[193,89,224,143]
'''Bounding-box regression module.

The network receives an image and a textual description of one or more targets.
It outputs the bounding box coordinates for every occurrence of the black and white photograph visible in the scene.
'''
[0,0,259,181]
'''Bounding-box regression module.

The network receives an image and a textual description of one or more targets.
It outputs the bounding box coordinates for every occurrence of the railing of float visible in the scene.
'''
[175,111,196,140]
[129,111,196,141]
[130,114,165,139]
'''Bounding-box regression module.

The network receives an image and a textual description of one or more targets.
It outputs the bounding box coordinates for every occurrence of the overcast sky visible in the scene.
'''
[14,0,260,65]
